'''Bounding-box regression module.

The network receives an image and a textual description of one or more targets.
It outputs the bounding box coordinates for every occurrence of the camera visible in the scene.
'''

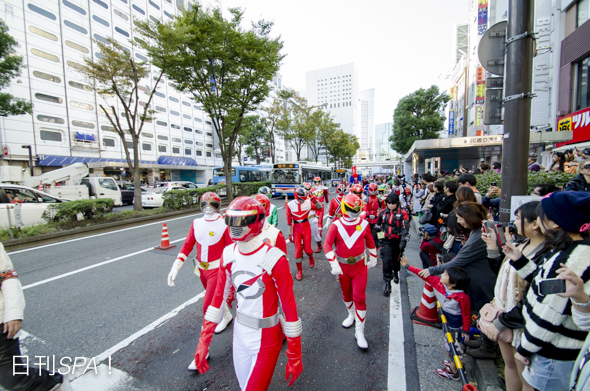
[418,227,425,237]
[490,182,497,187]
[498,222,518,235]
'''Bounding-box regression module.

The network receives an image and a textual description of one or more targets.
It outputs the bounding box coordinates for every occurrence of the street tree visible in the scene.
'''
[312,110,339,165]
[77,36,168,210]
[278,94,317,161]
[390,85,449,155]
[261,89,293,164]
[326,130,359,169]
[142,6,284,199]
[0,19,31,116]
[242,115,270,165]
[234,127,247,166]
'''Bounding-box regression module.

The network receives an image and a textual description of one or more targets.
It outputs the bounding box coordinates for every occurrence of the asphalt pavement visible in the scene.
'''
[4,198,498,391]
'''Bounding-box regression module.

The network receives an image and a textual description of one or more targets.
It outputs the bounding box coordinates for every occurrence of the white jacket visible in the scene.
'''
[0,243,25,323]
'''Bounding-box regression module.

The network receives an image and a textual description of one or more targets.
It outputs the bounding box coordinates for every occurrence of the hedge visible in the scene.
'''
[162,181,272,210]
[472,171,576,195]
[43,199,114,223]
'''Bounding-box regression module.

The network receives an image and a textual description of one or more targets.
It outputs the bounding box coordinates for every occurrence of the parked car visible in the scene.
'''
[116,181,146,205]
[0,183,70,228]
[141,186,184,208]
[153,181,202,190]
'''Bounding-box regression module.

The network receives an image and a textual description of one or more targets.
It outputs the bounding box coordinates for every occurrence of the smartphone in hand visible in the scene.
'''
[538,278,566,296]
[495,223,507,246]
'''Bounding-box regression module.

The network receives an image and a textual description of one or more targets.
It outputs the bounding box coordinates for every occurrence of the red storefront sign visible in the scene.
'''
[556,106,590,146]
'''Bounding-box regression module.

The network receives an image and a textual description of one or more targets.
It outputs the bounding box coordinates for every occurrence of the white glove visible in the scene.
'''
[167,258,184,286]
[367,255,377,269]
[328,260,343,276]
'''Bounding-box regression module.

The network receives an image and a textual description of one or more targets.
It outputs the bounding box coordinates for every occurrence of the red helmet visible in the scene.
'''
[225,196,266,242]
[404,187,411,195]
[313,176,321,185]
[302,182,312,191]
[341,193,362,219]
[253,193,270,217]
[351,184,363,197]
[336,184,346,196]
[294,187,308,202]
[368,183,378,196]
[200,192,221,212]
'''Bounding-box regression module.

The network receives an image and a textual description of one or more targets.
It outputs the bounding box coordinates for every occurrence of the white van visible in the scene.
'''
[81,177,123,206]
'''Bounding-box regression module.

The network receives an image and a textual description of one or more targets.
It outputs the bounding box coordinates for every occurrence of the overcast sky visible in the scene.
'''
[204,0,470,125]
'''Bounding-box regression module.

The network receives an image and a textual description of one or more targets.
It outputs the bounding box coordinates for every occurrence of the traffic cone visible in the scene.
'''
[38,182,43,192]
[410,282,442,328]
[154,223,176,250]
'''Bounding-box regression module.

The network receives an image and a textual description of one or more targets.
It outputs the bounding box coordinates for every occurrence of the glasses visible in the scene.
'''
[583,164,590,170]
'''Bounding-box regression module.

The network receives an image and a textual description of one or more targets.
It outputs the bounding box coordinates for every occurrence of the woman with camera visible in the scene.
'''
[501,191,590,391]
[478,201,544,391]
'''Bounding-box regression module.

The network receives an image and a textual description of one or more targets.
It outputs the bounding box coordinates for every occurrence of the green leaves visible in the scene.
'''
[390,85,449,155]
[0,19,31,116]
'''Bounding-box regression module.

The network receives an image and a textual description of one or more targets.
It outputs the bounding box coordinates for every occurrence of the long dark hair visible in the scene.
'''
[514,201,541,237]
[552,152,565,172]
[446,211,469,237]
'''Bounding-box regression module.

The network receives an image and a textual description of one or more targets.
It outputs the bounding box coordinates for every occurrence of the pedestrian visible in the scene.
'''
[548,151,565,172]
[528,153,541,172]
[376,193,410,293]
[433,181,458,226]
[492,162,501,173]
[0,243,71,391]
[412,183,425,218]
[457,174,482,203]
[323,193,377,349]
[565,158,590,192]
[325,184,347,227]
[167,192,234,370]
[193,197,303,390]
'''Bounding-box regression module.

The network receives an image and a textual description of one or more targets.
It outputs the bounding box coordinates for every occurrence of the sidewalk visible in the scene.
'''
[403,218,503,391]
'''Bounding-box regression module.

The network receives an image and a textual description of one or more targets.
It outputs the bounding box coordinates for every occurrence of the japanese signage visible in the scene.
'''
[556,106,590,146]
[449,110,455,135]
[478,0,488,35]
[476,83,486,105]
[476,107,484,126]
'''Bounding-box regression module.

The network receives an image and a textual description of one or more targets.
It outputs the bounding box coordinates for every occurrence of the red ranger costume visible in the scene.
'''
[310,177,330,252]
[194,197,303,391]
[323,194,377,350]
[286,187,321,281]
[326,184,347,224]
[167,192,234,371]
[363,183,384,247]
[254,194,287,253]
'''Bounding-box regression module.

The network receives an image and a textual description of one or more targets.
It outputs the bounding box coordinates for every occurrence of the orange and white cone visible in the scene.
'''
[155,222,176,250]
[38,182,43,192]
[410,282,441,328]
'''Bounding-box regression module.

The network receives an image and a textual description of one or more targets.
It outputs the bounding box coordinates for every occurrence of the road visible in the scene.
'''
[6,197,473,391]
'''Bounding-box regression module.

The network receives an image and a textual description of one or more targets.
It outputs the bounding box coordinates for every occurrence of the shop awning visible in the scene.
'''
[37,155,156,167]
[157,156,198,166]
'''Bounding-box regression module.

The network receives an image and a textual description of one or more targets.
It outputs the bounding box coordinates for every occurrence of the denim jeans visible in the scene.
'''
[0,327,62,391]
[522,353,574,391]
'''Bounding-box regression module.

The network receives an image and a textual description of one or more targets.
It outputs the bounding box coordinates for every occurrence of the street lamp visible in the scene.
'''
[21,145,33,176]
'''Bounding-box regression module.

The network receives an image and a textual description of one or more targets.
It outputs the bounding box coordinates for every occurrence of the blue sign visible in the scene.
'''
[449,111,455,135]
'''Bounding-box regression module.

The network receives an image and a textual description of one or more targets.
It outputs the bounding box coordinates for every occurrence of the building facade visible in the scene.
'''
[358,88,374,162]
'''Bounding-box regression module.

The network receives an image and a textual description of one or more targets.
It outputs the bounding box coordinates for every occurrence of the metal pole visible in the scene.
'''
[499,0,535,222]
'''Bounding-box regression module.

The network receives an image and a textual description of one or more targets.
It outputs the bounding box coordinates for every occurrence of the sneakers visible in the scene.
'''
[435,367,460,381]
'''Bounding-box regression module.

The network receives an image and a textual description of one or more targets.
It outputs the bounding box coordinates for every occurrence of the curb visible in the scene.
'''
[463,354,504,391]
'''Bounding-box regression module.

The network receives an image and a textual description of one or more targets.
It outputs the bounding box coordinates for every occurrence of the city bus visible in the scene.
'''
[331,168,351,186]
[212,165,272,185]
[271,162,332,196]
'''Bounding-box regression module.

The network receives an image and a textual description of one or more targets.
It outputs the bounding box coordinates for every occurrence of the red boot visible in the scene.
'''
[295,262,303,280]
[315,241,322,253]
[309,256,315,268]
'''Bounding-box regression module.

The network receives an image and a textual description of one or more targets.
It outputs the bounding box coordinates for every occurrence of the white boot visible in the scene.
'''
[188,352,209,371]
[342,301,355,328]
[214,303,233,334]
[354,310,368,350]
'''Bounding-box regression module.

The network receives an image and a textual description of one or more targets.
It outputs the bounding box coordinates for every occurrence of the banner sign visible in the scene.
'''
[478,0,488,35]
[476,83,486,104]
[449,111,455,135]
[556,106,590,146]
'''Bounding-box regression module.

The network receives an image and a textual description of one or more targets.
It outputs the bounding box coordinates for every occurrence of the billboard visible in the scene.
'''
[556,106,590,146]
[449,110,455,135]
[478,0,488,35]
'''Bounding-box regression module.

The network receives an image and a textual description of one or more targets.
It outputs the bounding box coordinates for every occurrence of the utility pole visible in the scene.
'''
[499,0,535,222]
[21,145,34,177]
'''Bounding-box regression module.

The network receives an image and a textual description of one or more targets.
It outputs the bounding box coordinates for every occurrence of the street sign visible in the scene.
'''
[478,21,507,76]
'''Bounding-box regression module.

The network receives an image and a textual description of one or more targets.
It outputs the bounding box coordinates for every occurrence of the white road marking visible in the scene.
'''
[94,292,205,364]
[21,238,185,290]
[388,282,407,391]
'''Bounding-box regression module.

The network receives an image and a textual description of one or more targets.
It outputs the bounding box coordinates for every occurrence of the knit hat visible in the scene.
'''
[541,191,590,232]
[423,223,438,236]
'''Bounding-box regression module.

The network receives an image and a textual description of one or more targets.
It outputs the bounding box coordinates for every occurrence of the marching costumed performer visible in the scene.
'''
[254,194,287,253]
[310,177,330,252]
[363,183,384,247]
[326,184,347,227]
[258,186,278,226]
[323,193,377,349]
[167,192,234,370]
[286,187,322,280]
[194,197,303,390]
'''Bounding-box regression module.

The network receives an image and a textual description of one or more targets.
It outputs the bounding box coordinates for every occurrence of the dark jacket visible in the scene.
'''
[565,174,590,192]
[427,192,444,225]
[428,228,495,312]
[434,194,457,225]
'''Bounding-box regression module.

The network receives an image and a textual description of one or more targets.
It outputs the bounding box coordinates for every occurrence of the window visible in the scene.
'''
[134,37,147,46]
[206,152,212,157]
[184,127,192,132]
[158,145,167,153]
[132,4,145,14]
[72,120,95,129]
[62,0,86,14]
[182,101,191,107]
[195,129,203,134]
[65,40,89,53]
[40,129,63,142]
[183,114,191,119]
[170,110,180,116]
[171,124,180,129]
[33,71,61,83]
[172,137,181,142]
[28,4,56,20]
[142,143,152,151]
[35,93,62,104]
[206,132,212,136]
[194,105,201,110]
[157,135,168,141]
[149,0,160,10]
[164,11,173,19]
[176,0,184,11]
[156,120,167,127]
[115,27,129,37]
[149,15,159,23]
[103,138,116,147]
[579,0,589,26]
[155,106,166,112]
[196,150,202,156]
[67,60,84,71]
[92,0,108,9]
[206,143,213,148]
[135,53,147,61]
[31,49,59,62]
[29,26,57,41]
[101,125,115,132]
[195,141,203,146]
[37,115,64,124]
[71,101,93,110]
[205,120,212,125]
[169,96,179,103]
[95,52,105,59]
[154,91,165,98]
[576,56,590,111]
[184,140,193,144]
[68,81,92,91]
[194,117,202,122]
[142,132,153,138]
[64,20,88,34]
[126,141,134,149]
[172,147,180,154]
[114,8,128,20]
[185,148,192,155]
